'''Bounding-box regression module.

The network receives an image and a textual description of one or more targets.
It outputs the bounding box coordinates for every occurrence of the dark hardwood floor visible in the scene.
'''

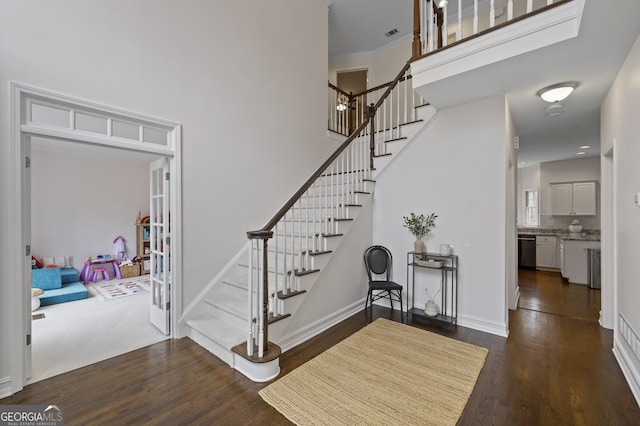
[3,269,639,425]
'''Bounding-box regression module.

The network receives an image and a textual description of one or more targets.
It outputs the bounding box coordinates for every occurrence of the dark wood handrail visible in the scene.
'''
[249,60,412,237]
[328,82,351,98]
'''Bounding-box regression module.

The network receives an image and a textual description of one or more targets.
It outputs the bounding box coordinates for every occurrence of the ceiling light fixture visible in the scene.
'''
[579,145,591,149]
[577,151,586,156]
[537,82,578,103]
[336,94,348,112]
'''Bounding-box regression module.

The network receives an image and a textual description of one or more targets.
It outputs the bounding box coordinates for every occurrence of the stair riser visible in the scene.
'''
[188,327,236,367]
[288,205,361,221]
[245,251,315,275]
[300,183,371,198]
[275,219,351,235]
[296,193,366,207]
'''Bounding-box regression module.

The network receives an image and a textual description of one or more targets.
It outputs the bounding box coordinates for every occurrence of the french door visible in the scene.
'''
[150,157,170,335]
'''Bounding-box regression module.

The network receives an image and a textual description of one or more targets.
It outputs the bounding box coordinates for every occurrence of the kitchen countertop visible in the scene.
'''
[518,227,601,241]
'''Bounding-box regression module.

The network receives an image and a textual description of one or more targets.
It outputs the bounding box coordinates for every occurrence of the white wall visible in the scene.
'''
[505,99,518,312]
[329,38,411,88]
[0,0,330,395]
[31,146,150,271]
[602,33,640,401]
[373,96,509,337]
[539,157,601,229]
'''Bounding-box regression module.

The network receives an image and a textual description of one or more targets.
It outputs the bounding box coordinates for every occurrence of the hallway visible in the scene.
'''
[518,268,601,321]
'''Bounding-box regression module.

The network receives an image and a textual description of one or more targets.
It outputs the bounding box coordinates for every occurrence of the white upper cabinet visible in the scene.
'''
[551,182,596,216]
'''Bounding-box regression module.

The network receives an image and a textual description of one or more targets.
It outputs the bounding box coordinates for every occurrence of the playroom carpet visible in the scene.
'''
[30,275,167,383]
[88,278,150,301]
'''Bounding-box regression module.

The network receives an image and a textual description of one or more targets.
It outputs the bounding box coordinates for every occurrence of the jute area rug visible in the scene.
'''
[259,318,488,426]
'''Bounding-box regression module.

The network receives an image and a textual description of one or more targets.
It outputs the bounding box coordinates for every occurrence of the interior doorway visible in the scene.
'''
[9,83,182,394]
[28,137,169,383]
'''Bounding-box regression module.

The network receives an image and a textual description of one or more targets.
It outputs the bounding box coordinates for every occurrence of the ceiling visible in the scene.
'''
[328,0,640,167]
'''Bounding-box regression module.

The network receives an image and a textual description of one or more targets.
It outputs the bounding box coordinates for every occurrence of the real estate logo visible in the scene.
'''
[0,404,63,426]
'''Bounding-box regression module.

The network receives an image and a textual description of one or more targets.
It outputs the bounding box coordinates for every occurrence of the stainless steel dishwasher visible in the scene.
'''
[518,235,536,269]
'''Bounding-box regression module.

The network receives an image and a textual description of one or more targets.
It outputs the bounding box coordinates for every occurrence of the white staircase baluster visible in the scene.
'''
[257,239,264,357]
[443,2,448,47]
[404,77,408,123]
[395,83,400,136]
[508,0,513,20]
[283,213,288,296]
[297,199,302,273]
[274,222,279,314]
[305,188,310,269]
[527,0,532,14]
[247,240,255,356]
[490,0,496,28]
[473,0,479,34]
[428,0,434,52]
[458,0,462,42]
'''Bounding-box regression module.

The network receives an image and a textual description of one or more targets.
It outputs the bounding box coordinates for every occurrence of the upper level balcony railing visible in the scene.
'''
[412,0,572,60]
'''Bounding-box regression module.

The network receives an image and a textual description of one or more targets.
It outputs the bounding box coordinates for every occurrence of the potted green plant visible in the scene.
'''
[403,212,437,253]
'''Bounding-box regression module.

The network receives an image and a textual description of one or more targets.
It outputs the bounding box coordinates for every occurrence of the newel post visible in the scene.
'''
[412,0,422,60]
[247,229,273,355]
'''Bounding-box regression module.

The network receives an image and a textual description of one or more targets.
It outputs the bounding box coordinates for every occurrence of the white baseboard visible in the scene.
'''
[276,299,365,353]
[0,376,12,399]
[457,313,509,338]
[613,342,640,407]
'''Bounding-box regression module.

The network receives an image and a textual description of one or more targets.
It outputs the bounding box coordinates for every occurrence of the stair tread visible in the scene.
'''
[385,137,408,143]
[277,289,307,299]
[287,268,320,276]
[187,312,246,349]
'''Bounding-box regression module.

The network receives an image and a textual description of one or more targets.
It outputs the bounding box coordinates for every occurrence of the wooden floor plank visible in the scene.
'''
[2,269,638,425]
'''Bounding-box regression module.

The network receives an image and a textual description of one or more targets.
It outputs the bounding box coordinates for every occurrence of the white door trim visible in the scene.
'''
[8,82,183,396]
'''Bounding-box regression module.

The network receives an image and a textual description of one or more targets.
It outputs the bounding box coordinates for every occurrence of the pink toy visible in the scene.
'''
[89,267,110,283]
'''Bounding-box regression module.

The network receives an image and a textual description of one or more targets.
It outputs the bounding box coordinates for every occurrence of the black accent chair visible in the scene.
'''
[363,245,404,323]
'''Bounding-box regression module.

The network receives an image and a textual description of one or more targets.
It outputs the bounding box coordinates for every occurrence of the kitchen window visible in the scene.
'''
[524,189,539,226]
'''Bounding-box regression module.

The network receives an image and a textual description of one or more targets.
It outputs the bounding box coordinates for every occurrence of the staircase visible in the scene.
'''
[183,63,436,381]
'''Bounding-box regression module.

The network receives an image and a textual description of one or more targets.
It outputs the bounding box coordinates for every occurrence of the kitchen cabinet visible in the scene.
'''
[562,240,601,284]
[536,235,557,269]
[551,182,596,216]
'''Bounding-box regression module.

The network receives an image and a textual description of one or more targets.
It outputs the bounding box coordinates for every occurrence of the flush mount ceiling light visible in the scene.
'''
[577,151,586,156]
[579,145,591,149]
[537,82,578,103]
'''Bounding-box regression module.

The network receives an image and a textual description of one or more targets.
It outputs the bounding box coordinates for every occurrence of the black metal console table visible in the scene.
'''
[407,251,458,327]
